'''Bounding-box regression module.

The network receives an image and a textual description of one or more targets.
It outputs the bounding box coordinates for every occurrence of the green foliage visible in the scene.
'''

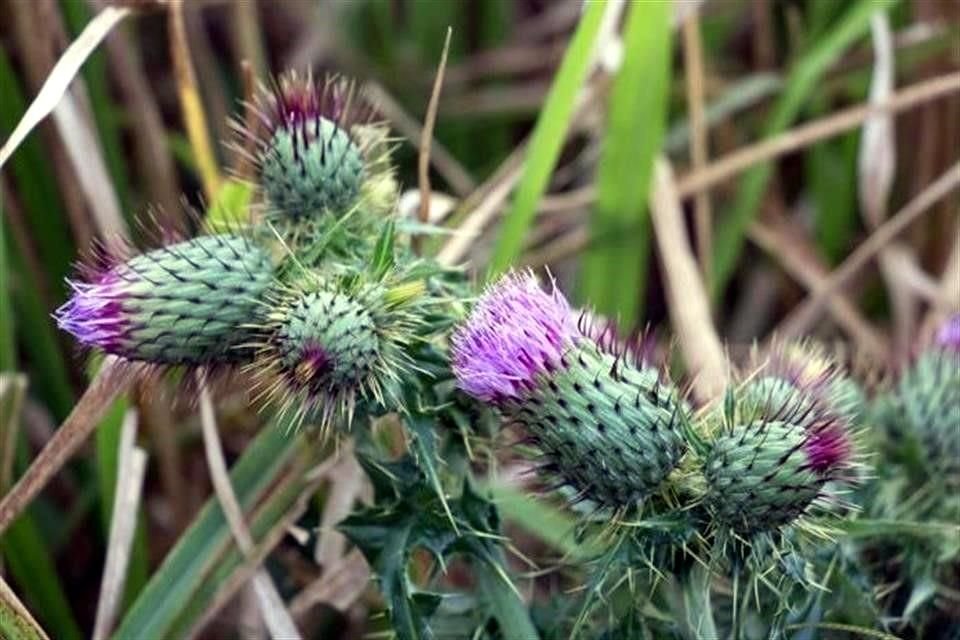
[579,0,672,330]
[712,0,899,297]
[488,1,607,274]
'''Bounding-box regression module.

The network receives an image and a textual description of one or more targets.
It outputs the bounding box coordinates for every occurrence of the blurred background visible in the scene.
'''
[1,0,958,638]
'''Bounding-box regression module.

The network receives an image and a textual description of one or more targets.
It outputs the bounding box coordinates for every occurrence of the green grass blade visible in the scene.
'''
[711,0,899,296]
[578,0,672,329]
[0,224,74,420]
[487,1,607,274]
[1,512,82,640]
[474,554,540,640]
[0,224,14,372]
[487,483,599,562]
[0,49,75,420]
[0,50,74,294]
[113,425,301,639]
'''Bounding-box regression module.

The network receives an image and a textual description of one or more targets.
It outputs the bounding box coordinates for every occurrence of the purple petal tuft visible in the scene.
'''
[803,420,852,474]
[451,272,575,403]
[935,313,960,353]
[55,272,129,352]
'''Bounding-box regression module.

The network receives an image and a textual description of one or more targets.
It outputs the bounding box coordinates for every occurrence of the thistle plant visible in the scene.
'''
[46,60,947,640]
[56,234,274,366]
[238,72,397,261]
[452,272,689,510]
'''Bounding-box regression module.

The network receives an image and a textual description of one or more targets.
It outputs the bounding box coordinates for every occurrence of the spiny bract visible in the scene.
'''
[56,234,274,365]
[452,272,688,509]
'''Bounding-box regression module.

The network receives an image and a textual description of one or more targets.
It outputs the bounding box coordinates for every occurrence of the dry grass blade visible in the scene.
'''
[780,161,960,338]
[314,453,365,569]
[102,20,182,219]
[648,156,727,402]
[289,549,370,617]
[197,375,301,640]
[436,84,600,267]
[435,147,527,267]
[52,93,126,241]
[417,27,454,242]
[168,0,221,201]
[92,410,147,640]
[676,73,960,198]
[0,5,131,168]
[860,13,910,362]
[0,358,134,535]
[749,220,886,360]
[0,575,51,640]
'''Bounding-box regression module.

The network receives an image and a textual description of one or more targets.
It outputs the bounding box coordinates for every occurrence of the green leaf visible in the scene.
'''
[578,0,672,330]
[340,472,538,640]
[488,1,607,274]
[711,0,899,297]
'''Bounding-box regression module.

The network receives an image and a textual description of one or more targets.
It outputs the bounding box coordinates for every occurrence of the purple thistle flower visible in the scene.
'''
[803,420,853,474]
[56,272,129,352]
[451,272,575,403]
[935,313,960,353]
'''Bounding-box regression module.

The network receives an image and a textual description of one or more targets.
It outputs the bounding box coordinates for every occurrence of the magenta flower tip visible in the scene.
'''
[451,272,575,402]
[803,421,852,474]
[935,313,960,353]
[54,273,128,351]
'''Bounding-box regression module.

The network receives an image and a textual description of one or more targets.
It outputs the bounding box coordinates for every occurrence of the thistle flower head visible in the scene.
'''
[452,272,688,509]
[250,274,419,430]
[56,234,274,365]
[451,271,575,403]
[935,312,960,352]
[742,340,864,427]
[245,72,375,221]
[704,414,854,535]
[895,320,960,480]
